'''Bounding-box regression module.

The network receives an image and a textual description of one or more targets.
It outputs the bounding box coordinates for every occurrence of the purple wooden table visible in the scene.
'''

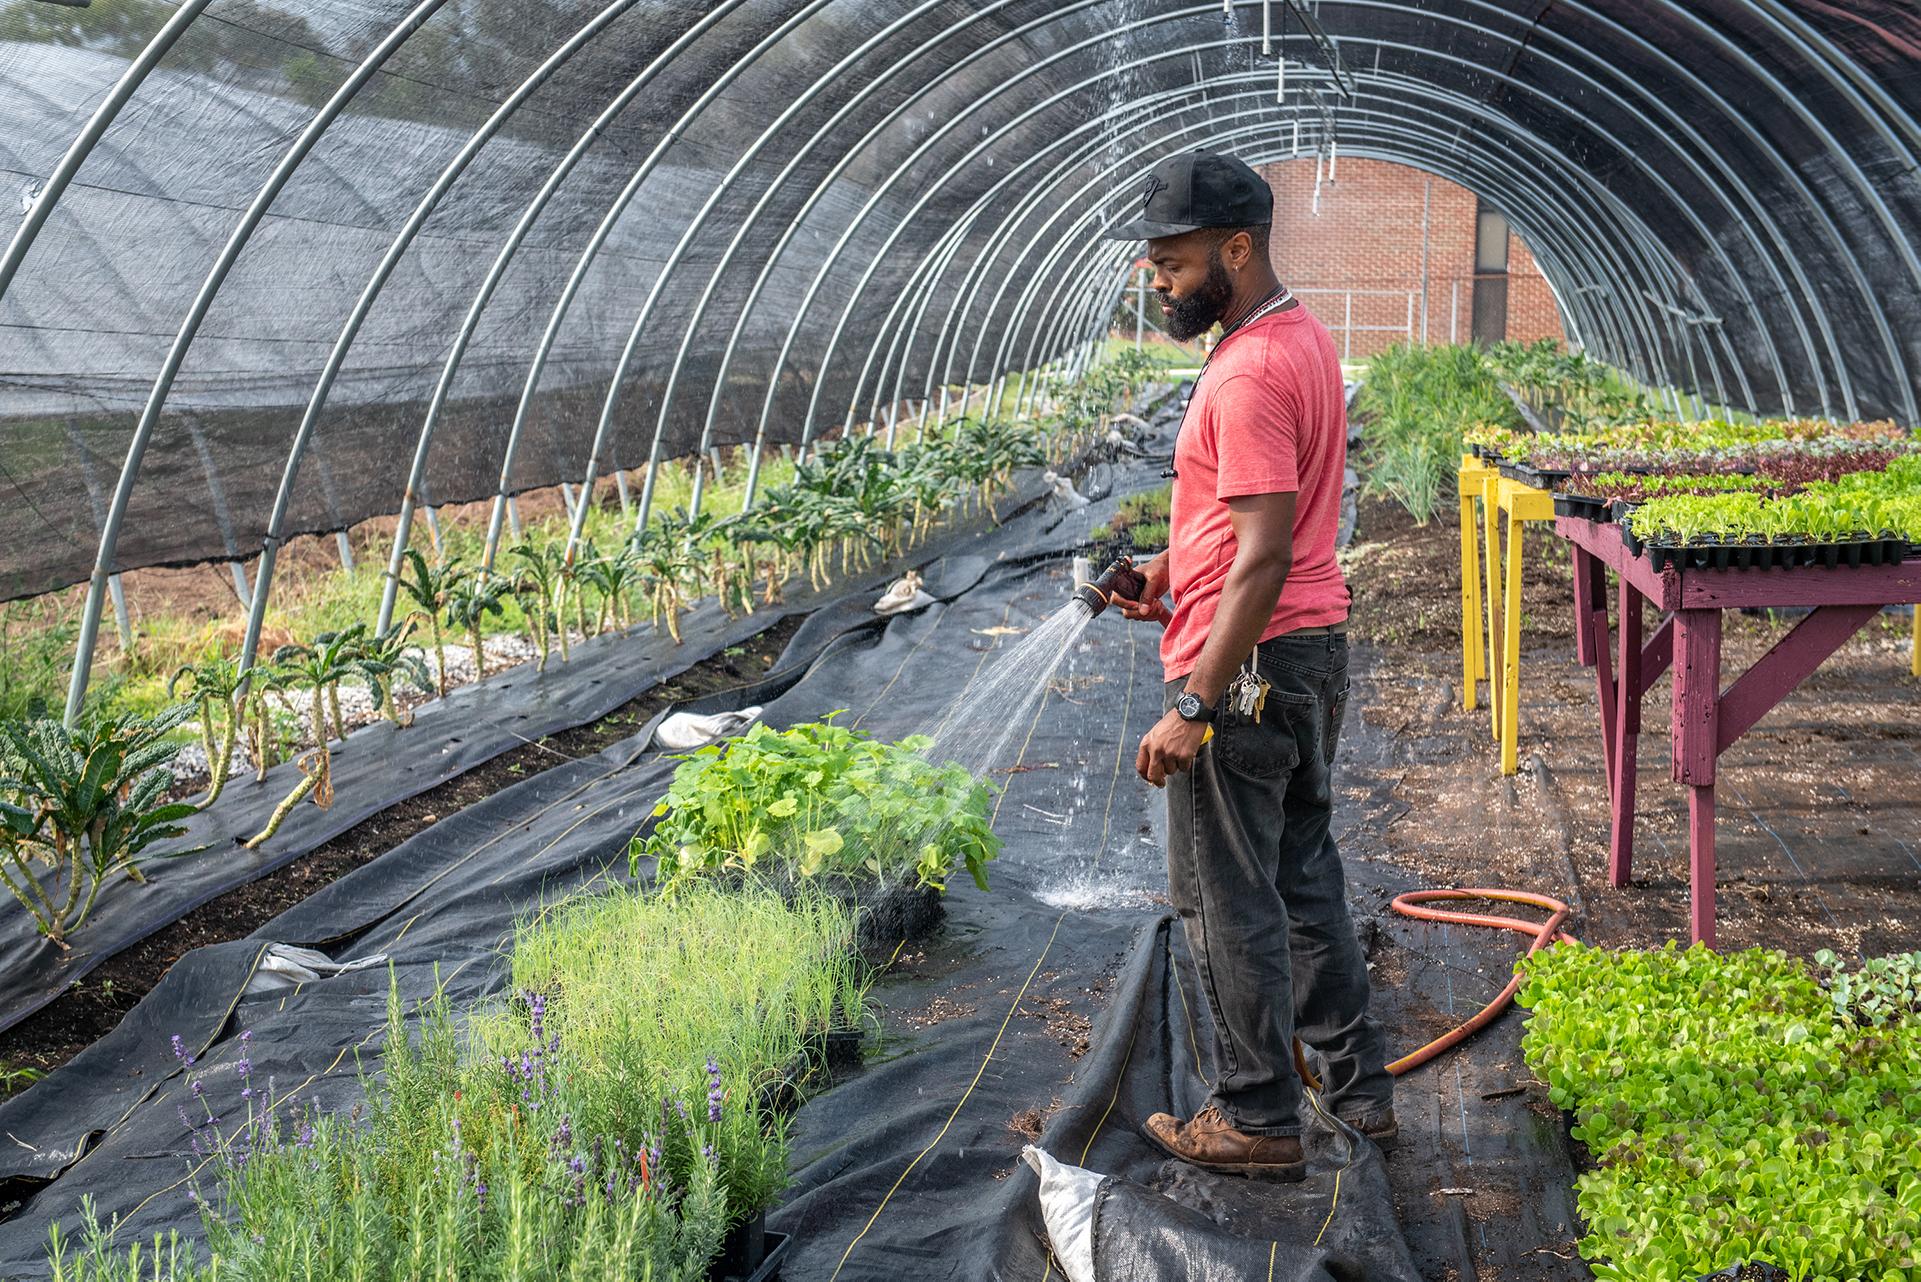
[1555,517,1921,946]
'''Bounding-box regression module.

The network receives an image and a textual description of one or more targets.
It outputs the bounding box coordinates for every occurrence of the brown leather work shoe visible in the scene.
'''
[1143,1106,1306,1180]
[1340,1109,1399,1152]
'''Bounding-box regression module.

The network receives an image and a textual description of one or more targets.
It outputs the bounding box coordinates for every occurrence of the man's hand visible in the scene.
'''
[1113,550,1172,625]
[1137,707,1209,787]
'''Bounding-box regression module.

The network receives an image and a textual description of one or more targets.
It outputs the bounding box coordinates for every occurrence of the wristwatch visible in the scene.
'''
[1174,691,1216,724]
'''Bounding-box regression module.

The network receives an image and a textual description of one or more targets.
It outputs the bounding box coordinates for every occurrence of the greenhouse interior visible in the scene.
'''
[2,1,1919,1279]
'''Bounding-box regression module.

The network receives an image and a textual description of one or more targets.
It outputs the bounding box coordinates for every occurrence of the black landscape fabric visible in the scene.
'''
[0,401,1577,1279]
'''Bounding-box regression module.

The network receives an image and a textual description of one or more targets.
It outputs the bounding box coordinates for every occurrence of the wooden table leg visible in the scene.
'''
[1687,782,1718,949]
[1575,550,1617,792]
[1460,486,1484,711]
[1671,609,1722,947]
[1501,507,1525,776]
[1609,582,1642,887]
[1572,541,1597,668]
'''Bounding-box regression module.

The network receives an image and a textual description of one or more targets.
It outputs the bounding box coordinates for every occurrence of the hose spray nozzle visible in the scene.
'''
[1072,555,1148,618]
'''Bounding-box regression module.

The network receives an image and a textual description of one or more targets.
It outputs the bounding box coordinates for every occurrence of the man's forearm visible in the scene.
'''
[1182,559,1290,705]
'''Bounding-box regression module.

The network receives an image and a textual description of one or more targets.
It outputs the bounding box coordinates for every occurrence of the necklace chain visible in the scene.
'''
[1220,284,1293,339]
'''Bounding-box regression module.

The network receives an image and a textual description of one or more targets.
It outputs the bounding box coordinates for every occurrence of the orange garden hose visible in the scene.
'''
[1293,888,1577,1088]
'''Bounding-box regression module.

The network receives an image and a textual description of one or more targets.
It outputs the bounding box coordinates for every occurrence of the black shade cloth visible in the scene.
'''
[5,2,1921,601]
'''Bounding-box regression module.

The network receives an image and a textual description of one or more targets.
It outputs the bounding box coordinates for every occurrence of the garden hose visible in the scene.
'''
[1083,582,1575,1081]
[1292,888,1576,1088]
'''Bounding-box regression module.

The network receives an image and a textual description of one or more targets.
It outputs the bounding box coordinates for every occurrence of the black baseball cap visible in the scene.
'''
[1103,151,1273,241]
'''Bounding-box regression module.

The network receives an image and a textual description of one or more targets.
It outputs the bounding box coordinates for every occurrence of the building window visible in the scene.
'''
[1471,200,1510,344]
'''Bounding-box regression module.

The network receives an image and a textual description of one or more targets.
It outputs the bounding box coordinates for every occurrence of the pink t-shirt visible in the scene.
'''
[1161,302,1349,682]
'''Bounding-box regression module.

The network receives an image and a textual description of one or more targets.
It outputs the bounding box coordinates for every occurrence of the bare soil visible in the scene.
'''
[1343,495,1921,959]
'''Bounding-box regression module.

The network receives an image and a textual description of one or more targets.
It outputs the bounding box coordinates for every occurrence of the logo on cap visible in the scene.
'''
[1140,175,1168,212]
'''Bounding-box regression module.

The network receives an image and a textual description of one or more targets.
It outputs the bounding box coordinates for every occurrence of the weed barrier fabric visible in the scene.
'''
[0,399,1432,1279]
[0,403,1184,1260]
[0,451,1118,1039]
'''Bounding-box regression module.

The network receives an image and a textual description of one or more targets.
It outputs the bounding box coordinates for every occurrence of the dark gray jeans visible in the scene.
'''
[1164,632,1392,1136]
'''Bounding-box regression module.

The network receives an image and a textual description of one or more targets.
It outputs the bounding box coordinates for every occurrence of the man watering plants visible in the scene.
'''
[1103,151,1395,1180]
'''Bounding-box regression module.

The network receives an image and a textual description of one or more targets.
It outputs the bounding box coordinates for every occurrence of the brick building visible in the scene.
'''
[1255,157,1566,360]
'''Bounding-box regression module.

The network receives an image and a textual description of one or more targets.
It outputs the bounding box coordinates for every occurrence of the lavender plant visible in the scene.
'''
[43,892,861,1282]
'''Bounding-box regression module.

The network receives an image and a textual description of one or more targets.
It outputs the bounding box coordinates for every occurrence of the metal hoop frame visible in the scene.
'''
[9,0,1916,718]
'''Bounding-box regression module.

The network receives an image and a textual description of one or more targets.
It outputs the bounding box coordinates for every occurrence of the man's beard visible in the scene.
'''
[1160,250,1234,341]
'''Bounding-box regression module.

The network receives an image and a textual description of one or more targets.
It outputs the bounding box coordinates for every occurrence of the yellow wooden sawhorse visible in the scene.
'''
[1457,455,1555,774]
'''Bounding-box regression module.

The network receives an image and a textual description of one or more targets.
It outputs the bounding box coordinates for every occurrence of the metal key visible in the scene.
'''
[1253,678,1270,724]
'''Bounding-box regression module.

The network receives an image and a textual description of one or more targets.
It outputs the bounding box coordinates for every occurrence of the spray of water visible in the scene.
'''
[918,599,1097,780]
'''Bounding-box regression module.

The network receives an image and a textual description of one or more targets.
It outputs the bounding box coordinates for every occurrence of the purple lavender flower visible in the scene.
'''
[526,990,546,1045]
[170,1034,195,1068]
[234,1057,252,1079]
[191,1079,205,1099]
[706,1056,724,1123]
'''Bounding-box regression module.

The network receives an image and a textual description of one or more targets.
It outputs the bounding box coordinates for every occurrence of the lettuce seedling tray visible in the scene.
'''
[1637,535,1908,573]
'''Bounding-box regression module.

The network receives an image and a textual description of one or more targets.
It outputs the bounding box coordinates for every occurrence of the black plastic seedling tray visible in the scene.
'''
[1552,491,1612,522]
[713,1217,791,1282]
[1641,536,1909,573]
[1497,460,1571,489]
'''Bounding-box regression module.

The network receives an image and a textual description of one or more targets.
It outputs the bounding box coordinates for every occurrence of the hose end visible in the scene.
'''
[1072,583,1110,617]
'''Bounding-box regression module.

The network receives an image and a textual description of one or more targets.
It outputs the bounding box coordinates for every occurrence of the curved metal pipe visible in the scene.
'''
[994,117,1664,418]
[0,0,215,308]
[457,0,847,584]
[967,83,1693,412]
[268,0,657,640]
[61,0,449,721]
[952,47,1752,417]
[588,0,955,542]
[361,0,751,620]
[787,21,1787,452]
[878,80,1680,439]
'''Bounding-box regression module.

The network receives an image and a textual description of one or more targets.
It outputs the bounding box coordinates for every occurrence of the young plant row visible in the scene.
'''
[48,886,871,1281]
[1623,455,1921,549]
[1468,415,1912,481]
[636,716,1000,896]
[1088,483,1172,552]
[0,353,1172,951]
[1519,941,1921,1282]
[1484,337,1653,432]
[1356,343,1523,524]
